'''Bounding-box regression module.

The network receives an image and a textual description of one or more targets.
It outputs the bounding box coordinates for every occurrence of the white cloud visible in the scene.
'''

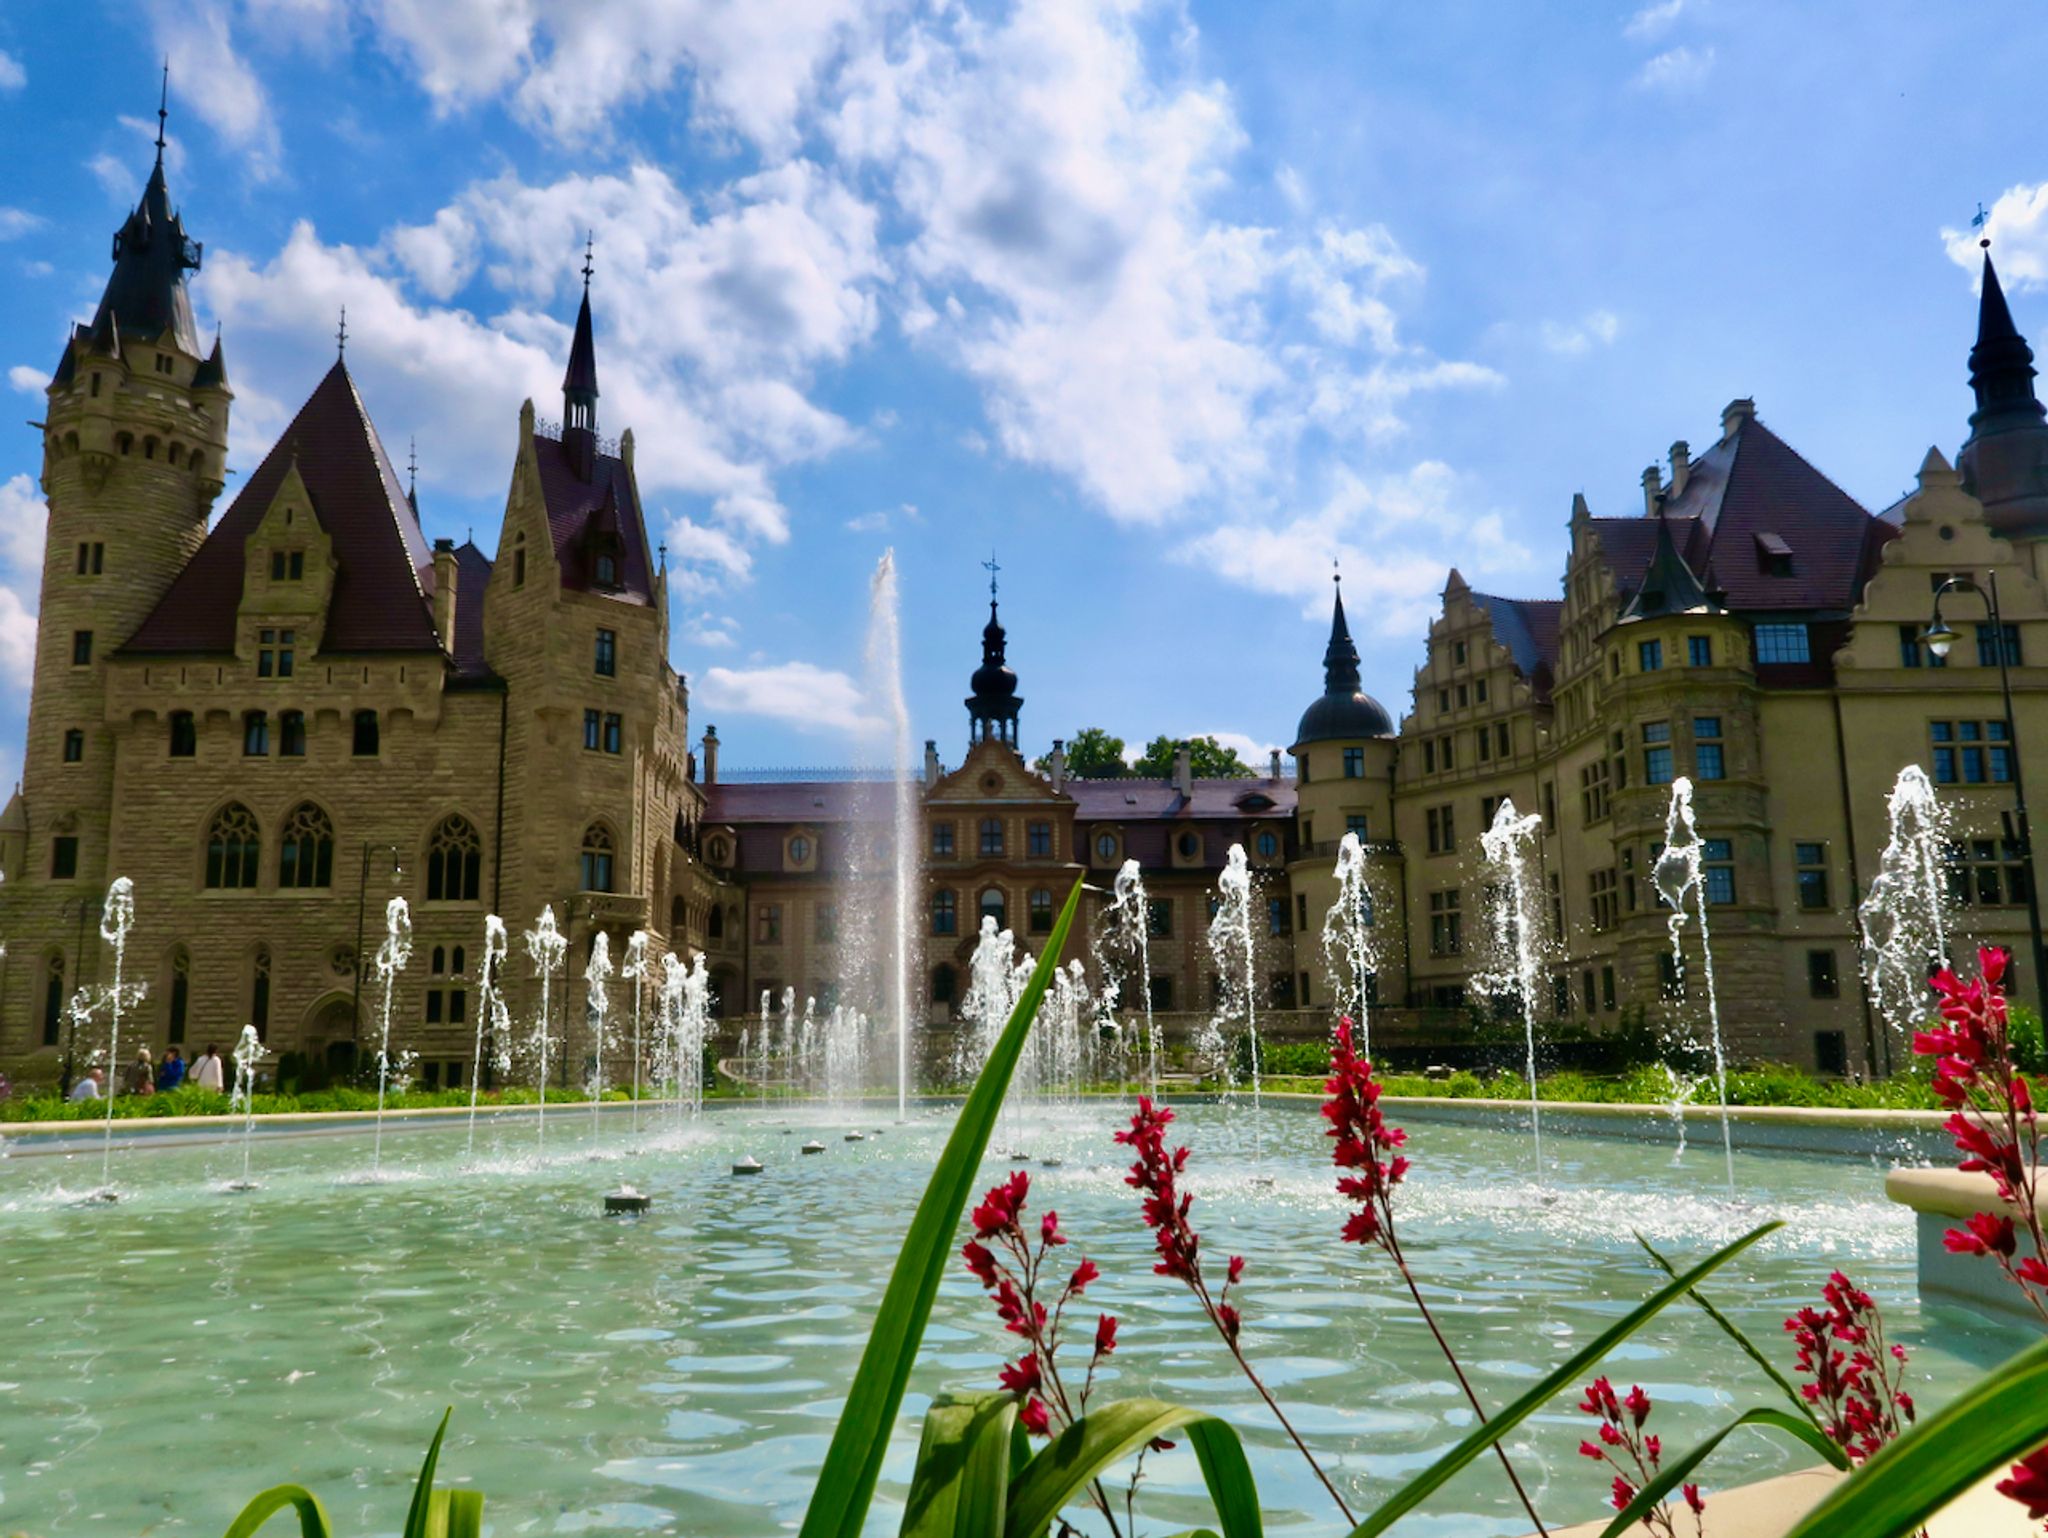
[846,502,915,533]
[682,612,740,650]
[696,660,875,735]
[0,209,42,241]
[386,206,479,301]
[1944,184,2048,291]
[152,2,282,178]
[0,50,24,91]
[1274,163,1308,214]
[1622,0,1685,42]
[1199,730,1281,768]
[1634,45,1714,93]
[0,475,46,690]
[8,366,45,394]
[1538,309,1620,355]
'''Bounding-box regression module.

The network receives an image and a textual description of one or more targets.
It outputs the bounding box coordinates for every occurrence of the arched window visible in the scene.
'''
[451,945,466,974]
[251,946,271,1038]
[979,887,1006,931]
[166,948,190,1044]
[426,815,482,901]
[278,802,334,889]
[706,904,725,939]
[431,945,447,975]
[205,803,261,890]
[580,824,615,892]
[931,890,957,936]
[41,953,63,1046]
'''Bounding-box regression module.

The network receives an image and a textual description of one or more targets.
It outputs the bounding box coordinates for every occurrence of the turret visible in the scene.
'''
[965,556,1022,750]
[562,233,601,482]
[1958,246,2048,538]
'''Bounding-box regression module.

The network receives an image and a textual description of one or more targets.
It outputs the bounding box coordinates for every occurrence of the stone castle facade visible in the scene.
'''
[3,146,2046,1085]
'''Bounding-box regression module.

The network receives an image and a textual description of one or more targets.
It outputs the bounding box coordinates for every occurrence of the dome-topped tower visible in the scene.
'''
[1295,575,1393,744]
[1958,245,2048,538]
[966,558,1022,749]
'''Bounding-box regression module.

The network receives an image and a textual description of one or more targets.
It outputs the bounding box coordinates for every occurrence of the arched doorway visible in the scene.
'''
[301,994,358,1089]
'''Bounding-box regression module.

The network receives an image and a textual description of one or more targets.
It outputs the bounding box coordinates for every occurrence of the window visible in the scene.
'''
[1423,740,1436,773]
[932,891,957,936]
[1589,867,1619,932]
[580,825,615,892]
[595,628,617,676]
[256,628,295,678]
[1693,717,1724,781]
[1476,727,1491,764]
[1481,794,1501,827]
[352,710,380,756]
[169,711,196,757]
[243,710,269,757]
[1754,623,1810,664]
[1251,829,1275,858]
[1457,684,1469,708]
[1977,623,2022,668]
[167,950,190,1044]
[1477,679,1489,703]
[1948,836,2032,908]
[62,728,83,763]
[979,887,1006,930]
[979,817,1004,856]
[1898,624,1945,668]
[205,803,261,889]
[1428,889,1462,955]
[1580,758,1611,823]
[1642,721,1673,786]
[72,630,92,666]
[269,549,305,581]
[1440,735,1455,769]
[595,552,618,588]
[584,709,602,751]
[1438,688,1451,713]
[603,713,622,754]
[1343,746,1365,778]
[1808,949,1839,999]
[1702,839,1735,905]
[280,710,306,757]
[1601,965,1617,1011]
[1028,821,1052,857]
[427,815,482,902]
[512,535,527,588]
[1795,842,1829,910]
[1346,813,1369,840]
[1094,831,1118,863]
[51,835,78,880]
[933,822,956,858]
[279,803,335,889]
[1148,975,1174,1011]
[1542,781,1556,824]
[1930,720,2012,785]
[1268,896,1289,936]
[1426,804,1456,855]
[1638,639,1663,672]
[708,906,725,939]
[1453,641,1467,665]
[1176,831,1200,861]
[251,947,271,1036]
[1146,899,1172,938]
[1687,635,1712,667]
[932,965,957,1004]
[1297,893,1309,932]
[1496,722,1510,758]
[76,541,104,575]
[1815,1030,1848,1075]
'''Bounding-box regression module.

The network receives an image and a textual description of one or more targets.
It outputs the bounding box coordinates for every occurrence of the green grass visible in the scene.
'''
[1252,1060,1948,1111]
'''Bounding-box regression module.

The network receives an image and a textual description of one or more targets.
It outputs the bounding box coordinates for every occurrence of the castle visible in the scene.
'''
[3,137,2046,1085]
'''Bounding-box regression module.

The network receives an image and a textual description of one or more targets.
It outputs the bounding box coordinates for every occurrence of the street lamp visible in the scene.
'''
[1921,571,2047,1006]
[349,842,404,1072]
[57,894,101,1095]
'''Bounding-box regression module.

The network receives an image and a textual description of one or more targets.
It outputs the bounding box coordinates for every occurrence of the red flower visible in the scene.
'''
[1682,1483,1705,1517]
[971,1169,1030,1238]
[1018,1397,1050,1436]
[1997,1446,2048,1521]
[1093,1313,1118,1358]
[1067,1258,1100,1294]
[961,1240,999,1288]
[998,1352,1042,1394]
[2020,1256,2048,1287]
[1324,1017,1408,1255]
[1623,1384,1652,1428]
[1578,1440,1604,1461]
[1218,1303,1242,1344]
[1040,1209,1065,1246]
[1227,1254,1246,1286]
[1610,1475,1637,1512]
[1944,1211,2016,1258]
[1786,1271,1913,1464]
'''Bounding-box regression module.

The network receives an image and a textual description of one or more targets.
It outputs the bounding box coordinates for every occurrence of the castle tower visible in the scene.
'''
[1958,246,2048,540]
[964,561,1022,750]
[11,100,229,889]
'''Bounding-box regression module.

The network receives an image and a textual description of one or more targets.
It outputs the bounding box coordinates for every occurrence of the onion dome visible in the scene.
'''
[1295,577,1393,744]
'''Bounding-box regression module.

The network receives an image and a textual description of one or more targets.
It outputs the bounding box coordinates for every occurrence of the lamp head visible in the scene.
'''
[1922,622,1960,661]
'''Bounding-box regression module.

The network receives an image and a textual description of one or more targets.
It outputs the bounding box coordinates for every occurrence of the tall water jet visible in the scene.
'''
[368,896,414,1179]
[468,915,508,1156]
[1476,800,1548,1173]
[622,930,650,1133]
[1858,764,1953,1069]
[677,952,710,1125]
[1654,777,1734,1193]
[1103,859,1156,1093]
[95,877,138,1196]
[1321,831,1379,1053]
[524,906,567,1152]
[228,1023,265,1191]
[864,551,919,1120]
[584,931,614,1143]
[1205,846,1262,1114]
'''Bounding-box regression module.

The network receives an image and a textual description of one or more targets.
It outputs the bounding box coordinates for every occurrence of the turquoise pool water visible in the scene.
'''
[0,1101,2018,1536]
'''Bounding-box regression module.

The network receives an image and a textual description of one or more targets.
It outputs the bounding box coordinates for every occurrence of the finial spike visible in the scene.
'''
[982,550,1000,599]
[156,59,169,164]
[407,435,418,497]
[336,305,347,359]
[582,229,595,292]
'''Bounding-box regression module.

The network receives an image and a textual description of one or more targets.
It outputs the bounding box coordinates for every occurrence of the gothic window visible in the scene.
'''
[206,803,261,890]
[580,824,615,893]
[353,710,380,756]
[426,815,483,902]
[279,803,335,889]
[169,711,196,757]
[167,948,191,1044]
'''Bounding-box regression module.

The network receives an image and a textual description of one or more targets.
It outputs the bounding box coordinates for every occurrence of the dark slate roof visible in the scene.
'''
[1618,511,1714,621]
[123,361,439,656]
[707,782,864,822]
[449,540,494,679]
[533,433,656,604]
[563,289,599,401]
[1469,591,1562,693]
[93,159,203,356]
[1296,584,1395,744]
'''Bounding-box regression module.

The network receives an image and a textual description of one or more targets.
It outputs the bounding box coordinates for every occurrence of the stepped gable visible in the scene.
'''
[122,360,438,655]
[531,433,657,604]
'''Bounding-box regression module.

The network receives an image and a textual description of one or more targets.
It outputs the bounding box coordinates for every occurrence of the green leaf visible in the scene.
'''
[798,878,1087,1538]
[1633,1232,1822,1432]
[437,1489,485,1538]
[1781,1334,2048,1538]
[1600,1406,1847,1538]
[221,1485,335,1538]
[402,1408,454,1538]
[1004,1399,1263,1538]
[900,1393,1019,1538]
[1346,1221,1782,1538]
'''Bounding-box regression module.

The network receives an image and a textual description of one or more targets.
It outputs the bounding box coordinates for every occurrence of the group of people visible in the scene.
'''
[65,1043,227,1102]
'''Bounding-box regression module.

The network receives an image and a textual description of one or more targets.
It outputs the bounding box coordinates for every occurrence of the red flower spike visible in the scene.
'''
[998,1353,1042,1395]
[1998,1446,2048,1521]
[1623,1384,1652,1428]
[1610,1476,1636,1513]
[961,1240,999,1288]
[1040,1210,1065,1247]
[1682,1483,1706,1517]
[1068,1257,1100,1294]
[1019,1397,1050,1437]
[1093,1313,1118,1358]
[1227,1255,1246,1286]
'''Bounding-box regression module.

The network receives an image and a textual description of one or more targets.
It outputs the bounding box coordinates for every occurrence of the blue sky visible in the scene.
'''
[1,0,2046,778]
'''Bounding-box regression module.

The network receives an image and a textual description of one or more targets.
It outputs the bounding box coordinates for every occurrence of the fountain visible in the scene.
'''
[584,932,614,1146]
[1475,799,1549,1174]
[226,1023,265,1191]
[524,906,567,1152]
[622,930,650,1135]
[1653,777,1735,1193]
[1204,845,1263,1116]
[368,896,415,1179]
[468,915,509,1156]
[863,551,920,1121]
[1321,831,1379,1054]
[91,876,139,1200]
[1101,859,1156,1094]
[1858,764,1953,1070]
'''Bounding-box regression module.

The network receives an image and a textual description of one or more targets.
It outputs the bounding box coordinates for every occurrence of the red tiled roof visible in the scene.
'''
[533,433,656,605]
[123,361,438,655]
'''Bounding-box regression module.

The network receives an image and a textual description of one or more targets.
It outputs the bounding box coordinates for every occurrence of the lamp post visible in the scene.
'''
[1921,570,2048,1006]
[57,894,101,1096]
[350,842,404,1071]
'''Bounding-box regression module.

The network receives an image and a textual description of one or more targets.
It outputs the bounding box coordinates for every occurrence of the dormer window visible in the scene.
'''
[269,550,305,581]
[595,551,618,588]
[1756,532,1794,579]
[257,629,295,679]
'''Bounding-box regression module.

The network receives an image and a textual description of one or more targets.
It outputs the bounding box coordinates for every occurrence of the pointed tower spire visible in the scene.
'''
[965,562,1023,751]
[1322,568,1362,695]
[1620,504,1713,620]
[1959,242,2048,535]
[1293,567,1392,748]
[87,69,203,357]
[1967,245,2044,435]
[562,231,601,480]
[406,435,419,513]
[155,59,169,168]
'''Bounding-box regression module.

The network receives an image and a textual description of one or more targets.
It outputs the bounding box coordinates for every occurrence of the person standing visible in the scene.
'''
[128,1048,154,1096]
[191,1044,225,1093]
[156,1047,186,1092]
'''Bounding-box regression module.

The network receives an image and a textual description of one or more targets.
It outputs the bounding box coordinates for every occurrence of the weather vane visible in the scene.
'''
[336,305,347,359]
[582,229,595,291]
[155,59,169,163]
[982,550,1001,599]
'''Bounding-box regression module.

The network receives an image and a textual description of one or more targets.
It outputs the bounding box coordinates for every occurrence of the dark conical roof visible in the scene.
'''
[1294,580,1393,745]
[1619,508,1714,620]
[191,330,229,390]
[90,154,203,357]
[967,601,1021,714]
[563,287,600,403]
[1958,249,2048,533]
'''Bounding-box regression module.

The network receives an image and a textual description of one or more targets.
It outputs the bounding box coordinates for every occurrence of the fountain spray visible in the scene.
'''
[623,930,650,1134]
[1206,846,1263,1124]
[1654,778,1734,1193]
[1477,800,1548,1175]
[1321,832,1379,1055]
[1107,860,1156,1094]
[228,1023,266,1191]
[369,896,414,1178]
[585,931,614,1144]
[524,906,567,1152]
[1858,765,1953,1070]
[95,877,137,1196]
[468,915,508,1156]
[865,551,919,1121]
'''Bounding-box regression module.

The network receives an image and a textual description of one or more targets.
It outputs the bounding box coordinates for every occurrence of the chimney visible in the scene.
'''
[1721,397,1755,443]
[1269,748,1282,780]
[1171,741,1193,798]
[1668,440,1690,497]
[702,725,720,785]
[432,538,458,655]
[1641,464,1663,516]
[1049,738,1067,794]
[923,738,941,784]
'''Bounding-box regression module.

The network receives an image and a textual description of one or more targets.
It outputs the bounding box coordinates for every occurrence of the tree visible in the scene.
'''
[1131,734,1257,780]
[1034,726,1130,778]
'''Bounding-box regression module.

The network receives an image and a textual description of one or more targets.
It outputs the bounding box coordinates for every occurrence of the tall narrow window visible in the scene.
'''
[251,947,272,1037]
[584,709,602,751]
[169,711,196,757]
[1027,821,1052,857]
[932,822,956,858]
[512,534,527,588]
[352,710,380,756]
[1702,839,1736,905]
[580,824,615,892]
[426,815,483,902]
[42,955,64,1045]
[278,803,335,889]
[167,949,190,1044]
[1642,721,1673,785]
[1343,746,1365,778]
[1638,639,1662,672]
[72,630,93,666]
[603,713,622,754]
[1029,888,1053,934]
[51,836,78,879]
[242,711,269,757]
[1688,635,1712,667]
[205,803,261,890]
[932,890,957,936]
[1693,717,1725,781]
[62,728,84,763]
[595,629,617,676]
[280,710,307,757]
[1795,842,1830,910]
[979,818,1004,856]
